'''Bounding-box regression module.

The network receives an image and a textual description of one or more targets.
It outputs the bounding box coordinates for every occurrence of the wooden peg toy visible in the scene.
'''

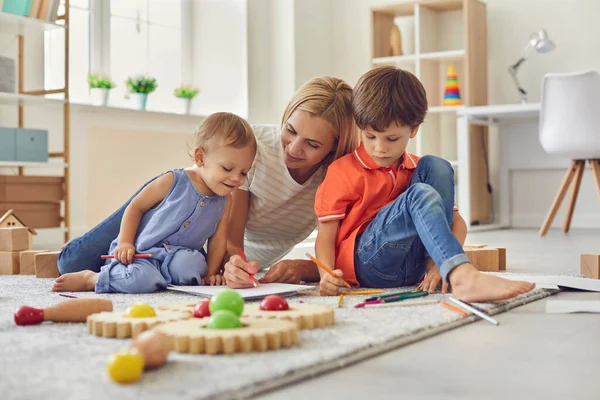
[463,245,506,272]
[15,298,113,326]
[580,254,600,279]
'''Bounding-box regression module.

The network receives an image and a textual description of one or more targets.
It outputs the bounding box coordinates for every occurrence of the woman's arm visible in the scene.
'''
[226,188,250,260]
[115,172,174,264]
[206,195,233,278]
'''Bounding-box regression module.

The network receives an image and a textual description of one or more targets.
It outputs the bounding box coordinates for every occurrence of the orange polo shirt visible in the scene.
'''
[314,144,420,287]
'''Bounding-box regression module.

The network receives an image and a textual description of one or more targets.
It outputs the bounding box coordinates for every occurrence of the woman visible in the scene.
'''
[57,76,358,288]
[223,77,357,288]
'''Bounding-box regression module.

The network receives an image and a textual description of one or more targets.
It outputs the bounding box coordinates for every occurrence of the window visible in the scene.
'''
[44,0,189,113]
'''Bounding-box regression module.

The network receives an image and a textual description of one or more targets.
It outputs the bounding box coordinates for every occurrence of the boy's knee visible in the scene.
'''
[407,183,442,208]
[417,155,454,179]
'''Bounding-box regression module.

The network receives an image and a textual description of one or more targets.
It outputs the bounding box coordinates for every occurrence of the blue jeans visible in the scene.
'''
[57,175,159,275]
[354,155,470,288]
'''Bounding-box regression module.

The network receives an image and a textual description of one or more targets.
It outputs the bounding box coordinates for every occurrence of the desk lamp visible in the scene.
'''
[508,29,555,103]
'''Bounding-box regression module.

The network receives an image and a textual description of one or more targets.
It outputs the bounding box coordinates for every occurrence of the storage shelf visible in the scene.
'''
[0,12,64,35]
[372,50,465,65]
[372,54,417,65]
[428,105,464,113]
[0,161,68,168]
[0,92,66,107]
[372,0,463,17]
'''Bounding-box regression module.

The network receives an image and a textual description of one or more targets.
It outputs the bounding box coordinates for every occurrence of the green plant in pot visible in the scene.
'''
[174,85,199,114]
[126,75,158,110]
[88,74,115,106]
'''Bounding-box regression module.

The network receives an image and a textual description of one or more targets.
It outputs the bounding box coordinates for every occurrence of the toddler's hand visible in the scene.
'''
[319,270,346,296]
[114,242,136,265]
[203,275,227,286]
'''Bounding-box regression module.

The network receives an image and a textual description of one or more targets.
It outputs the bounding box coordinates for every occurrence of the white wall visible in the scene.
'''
[326,0,600,229]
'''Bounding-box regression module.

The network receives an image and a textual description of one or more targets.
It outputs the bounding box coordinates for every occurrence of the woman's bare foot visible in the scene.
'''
[449,263,535,302]
[52,271,98,292]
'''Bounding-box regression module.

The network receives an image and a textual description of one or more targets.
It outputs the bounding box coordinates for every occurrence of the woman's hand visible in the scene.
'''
[114,242,136,265]
[223,255,260,289]
[319,269,346,296]
[259,259,317,284]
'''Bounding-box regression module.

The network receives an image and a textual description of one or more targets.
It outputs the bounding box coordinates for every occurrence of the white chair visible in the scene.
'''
[539,70,600,236]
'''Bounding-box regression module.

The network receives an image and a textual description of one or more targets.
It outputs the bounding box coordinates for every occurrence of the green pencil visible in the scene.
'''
[365,290,428,302]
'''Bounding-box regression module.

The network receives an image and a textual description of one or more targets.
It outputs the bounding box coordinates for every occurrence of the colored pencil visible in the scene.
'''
[365,290,426,302]
[238,248,258,287]
[305,252,351,289]
[58,293,79,299]
[355,291,429,308]
[100,253,152,260]
[337,294,344,308]
[441,301,468,316]
[339,290,385,296]
[364,299,439,308]
[448,297,499,326]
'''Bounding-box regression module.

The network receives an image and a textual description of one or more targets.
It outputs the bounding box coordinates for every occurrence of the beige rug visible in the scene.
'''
[0,275,551,400]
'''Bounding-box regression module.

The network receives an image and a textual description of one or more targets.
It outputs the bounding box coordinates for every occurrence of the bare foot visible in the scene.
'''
[52,271,98,292]
[449,263,535,302]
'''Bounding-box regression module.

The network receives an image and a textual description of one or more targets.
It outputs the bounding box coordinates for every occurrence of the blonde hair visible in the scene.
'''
[192,112,256,152]
[281,77,358,166]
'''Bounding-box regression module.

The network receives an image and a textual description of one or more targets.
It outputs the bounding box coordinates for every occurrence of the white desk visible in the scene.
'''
[456,103,541,231]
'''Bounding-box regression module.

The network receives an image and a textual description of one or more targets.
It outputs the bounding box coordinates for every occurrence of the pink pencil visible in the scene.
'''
[100,253,153,260]
[238,248,258,287]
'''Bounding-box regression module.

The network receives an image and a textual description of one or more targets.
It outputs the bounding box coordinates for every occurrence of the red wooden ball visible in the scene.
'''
[193,300,211,318]
[259,295,289,311]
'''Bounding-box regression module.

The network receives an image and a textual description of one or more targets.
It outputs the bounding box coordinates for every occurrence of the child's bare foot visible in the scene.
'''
[52,271,97,292]
[449,263,535,303]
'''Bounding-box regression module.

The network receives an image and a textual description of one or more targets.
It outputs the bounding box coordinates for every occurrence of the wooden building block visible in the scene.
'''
[580,254,600,279]
[464,247,500,272]
[35,251,60,278]
[497,247,506,271]
[0,227,29,251]
[0,251,20,274]
[20,249,47,275]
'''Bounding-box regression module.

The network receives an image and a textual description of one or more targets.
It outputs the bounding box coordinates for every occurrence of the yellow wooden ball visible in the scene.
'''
[124,303,156,318]
[106,351,144,384]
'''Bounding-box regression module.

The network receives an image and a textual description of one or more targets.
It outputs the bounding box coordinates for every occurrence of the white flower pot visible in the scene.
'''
[180,97,192,114]
[91,88,110,106]
[133,93,148,110]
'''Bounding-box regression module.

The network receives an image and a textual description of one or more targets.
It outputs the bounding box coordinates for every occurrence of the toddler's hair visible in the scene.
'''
[192,112,256,152]
[353,66,428,131]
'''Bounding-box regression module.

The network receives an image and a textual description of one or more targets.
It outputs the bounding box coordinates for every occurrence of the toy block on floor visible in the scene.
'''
[20,250,48,275]
[35,251,60,278]
[0,251,20,274]
[580,254,600,279]
[0,227,29,251]
[463,245,506,272]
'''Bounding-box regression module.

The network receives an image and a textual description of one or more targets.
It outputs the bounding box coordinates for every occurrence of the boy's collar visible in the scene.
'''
[353,143,417,170]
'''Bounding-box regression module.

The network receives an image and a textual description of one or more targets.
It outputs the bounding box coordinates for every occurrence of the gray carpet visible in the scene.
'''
[0,275,551,400]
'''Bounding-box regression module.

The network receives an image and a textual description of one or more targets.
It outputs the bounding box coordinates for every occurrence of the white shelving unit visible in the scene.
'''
[371,0,490,224]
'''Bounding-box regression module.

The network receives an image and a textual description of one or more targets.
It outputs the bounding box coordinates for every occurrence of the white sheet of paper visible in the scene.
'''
[546,299,600,314]
[167,283,314,300]
[484,273,600,292]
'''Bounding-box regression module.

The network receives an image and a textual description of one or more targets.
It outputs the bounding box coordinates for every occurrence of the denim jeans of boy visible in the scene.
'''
[354,155,470,288]
[57,175,159,275]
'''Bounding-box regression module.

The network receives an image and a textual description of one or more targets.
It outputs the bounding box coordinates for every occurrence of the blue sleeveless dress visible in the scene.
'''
[95,168,227,293]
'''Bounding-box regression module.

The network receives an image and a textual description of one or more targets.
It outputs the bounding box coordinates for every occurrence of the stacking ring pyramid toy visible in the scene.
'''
[443,64,462,106]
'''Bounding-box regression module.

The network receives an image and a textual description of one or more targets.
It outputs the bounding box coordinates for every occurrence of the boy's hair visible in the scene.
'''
[192,112,256,152]
[353,66,428,131]
[281,76,359,165]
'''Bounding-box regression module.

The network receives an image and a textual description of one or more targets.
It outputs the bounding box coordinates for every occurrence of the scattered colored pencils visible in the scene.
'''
[441,301,468,316]
[355,291,429,308]
[339,290,384,296]
[364,299,439,308]
[100,253,152,260]
[337,294,344,308]
[448,297,499,326]
[305,252,351,289]
[238,248,258,287]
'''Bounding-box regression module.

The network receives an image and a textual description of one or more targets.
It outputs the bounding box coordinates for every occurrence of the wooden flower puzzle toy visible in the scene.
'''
[87,303,190,338]
[242,295,335,330]
[14,298,114,325]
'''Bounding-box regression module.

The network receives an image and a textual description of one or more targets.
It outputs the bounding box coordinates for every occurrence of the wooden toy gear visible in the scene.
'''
[153,317,298,354]
[241,303,335,330]
[87,307,190,338]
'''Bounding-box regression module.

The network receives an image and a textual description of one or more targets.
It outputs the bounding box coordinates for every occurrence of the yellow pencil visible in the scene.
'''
[337,294,344,308]
[305,252,351,289]
[339,290,385,296]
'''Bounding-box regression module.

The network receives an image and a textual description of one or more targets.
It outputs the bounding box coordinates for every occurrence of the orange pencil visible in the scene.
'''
[305,252,351,289]
[100,253,152,260]
[238,248,258,287]
[441,301,468,316]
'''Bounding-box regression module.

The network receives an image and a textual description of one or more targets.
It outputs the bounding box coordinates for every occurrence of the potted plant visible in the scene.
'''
[88,74,115,106]
[174,85,199,114]
[126,75,158,110]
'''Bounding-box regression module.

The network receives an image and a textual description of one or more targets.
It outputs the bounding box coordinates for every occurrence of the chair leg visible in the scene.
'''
[562,160,585,233]
[590,159,600,204]
[539,160,579,236]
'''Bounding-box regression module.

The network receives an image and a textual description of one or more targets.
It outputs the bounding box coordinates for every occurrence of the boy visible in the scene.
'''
[314,66,534,302]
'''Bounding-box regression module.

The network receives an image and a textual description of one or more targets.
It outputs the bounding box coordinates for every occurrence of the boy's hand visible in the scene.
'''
[202,275,227,286]
[114,242,136,265]
[319,270,346,296]
[417,258,449,293]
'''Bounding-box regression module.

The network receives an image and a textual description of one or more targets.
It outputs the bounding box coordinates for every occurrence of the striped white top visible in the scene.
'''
[239,125,325,268]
